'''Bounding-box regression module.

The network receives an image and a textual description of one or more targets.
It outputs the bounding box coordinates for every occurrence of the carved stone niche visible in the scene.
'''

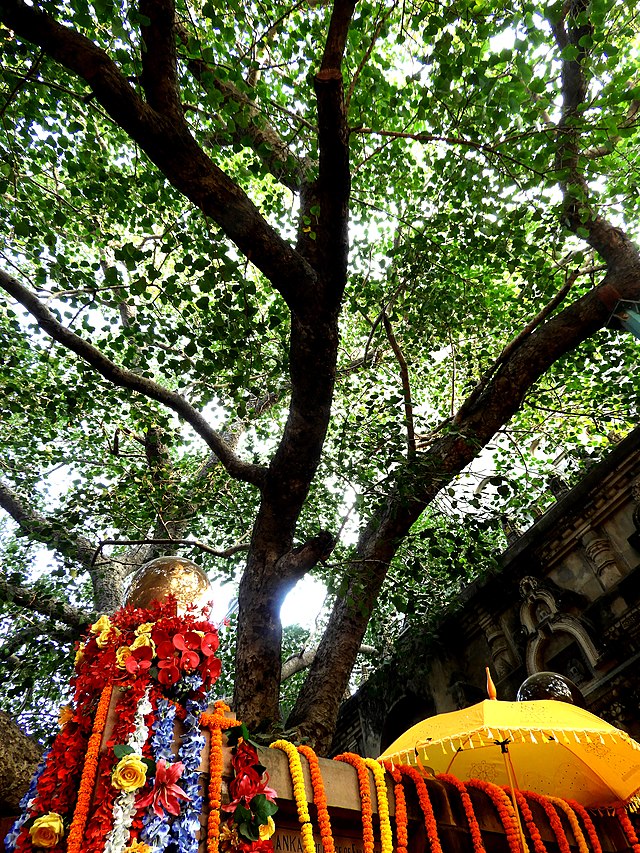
[518,576,600,678]
[630,476,640,551]
[581,529,624,589]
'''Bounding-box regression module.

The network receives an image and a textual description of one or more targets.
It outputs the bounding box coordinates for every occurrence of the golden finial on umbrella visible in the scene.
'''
[125,555,212,614]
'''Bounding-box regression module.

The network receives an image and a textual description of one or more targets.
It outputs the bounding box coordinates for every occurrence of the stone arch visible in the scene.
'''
[526,619,600,676]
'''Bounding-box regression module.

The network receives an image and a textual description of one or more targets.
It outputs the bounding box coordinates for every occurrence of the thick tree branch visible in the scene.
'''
[92,538,249,566]
[0,0,317,315]
[275,530,335,583]
[0,268,266,488]
[0,575,91,629]
[551,0,635,269]
[139,0,183,119]
[176,24,310,194]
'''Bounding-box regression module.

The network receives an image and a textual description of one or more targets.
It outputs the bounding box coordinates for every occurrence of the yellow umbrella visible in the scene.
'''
[378,696,640,810]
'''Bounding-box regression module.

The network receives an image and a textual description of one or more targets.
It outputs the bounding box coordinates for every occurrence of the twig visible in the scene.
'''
[382,311,416,459]
[91,537,250,568]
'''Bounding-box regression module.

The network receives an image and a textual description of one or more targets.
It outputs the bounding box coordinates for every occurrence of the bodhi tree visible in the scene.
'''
[0,0,639,755]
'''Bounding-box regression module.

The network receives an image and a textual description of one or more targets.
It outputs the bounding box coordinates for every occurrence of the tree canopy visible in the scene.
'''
[0,0,639,753]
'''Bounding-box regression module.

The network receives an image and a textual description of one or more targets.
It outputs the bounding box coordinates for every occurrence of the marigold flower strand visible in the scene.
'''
[66,683,113,853]
[508,790,547,853]
[362,759,392,853]
[565,799,602,853]
[270,740,315,853]
[381,762,408,853]
[467,779,527,853]
[397,764,443,853]
[547,798,589,853]
[614,805,640,853]
[297,745,335,853]
[437,774,486,853]
[200,701,234,853]
[524,792,571,853]
[334,753,374,853]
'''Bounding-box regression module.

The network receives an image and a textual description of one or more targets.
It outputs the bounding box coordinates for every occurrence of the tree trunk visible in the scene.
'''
[0,711,43,815]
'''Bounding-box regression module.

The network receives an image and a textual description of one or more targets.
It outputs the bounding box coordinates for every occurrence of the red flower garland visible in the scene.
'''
[566,799,602,853]
[524,792,571,853]
[508,789,547,853]
[298,746,335,853]
[333,754,374,853]
[437,774,487,853]
[614,806,640,853]
[381,763,408,853]
[466,779,525,853]
[395,765,443,853]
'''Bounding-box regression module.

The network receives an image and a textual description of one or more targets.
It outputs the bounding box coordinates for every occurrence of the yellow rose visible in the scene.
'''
[130,634,155,654]
[96,630,112,649]
[90,614,112,635]
[29,813,64,848]
[116,646,133,669]
[134,622,155,636]
[112,754,148,792]
[74,643,85,668]
[259,817,276,841]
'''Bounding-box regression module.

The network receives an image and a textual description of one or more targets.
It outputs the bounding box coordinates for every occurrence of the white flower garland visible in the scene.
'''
[103,687,153,853]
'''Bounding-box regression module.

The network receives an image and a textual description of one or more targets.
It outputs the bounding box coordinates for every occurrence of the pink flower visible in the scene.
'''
[137,759,191,818]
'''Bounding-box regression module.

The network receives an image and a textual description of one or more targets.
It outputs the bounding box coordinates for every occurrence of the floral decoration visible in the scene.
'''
[524,792,572,853]
[437,774,487,853]
[270,740,314,853]
[466,779,528,853]
[548,797,589,853]
[297,745,335,853]
[381,762,408,853]
[395,764,443,853]
[565,799,602,853]
[6,597,221,853]
[200,701,237,853]
[333,753,375,853]
[614,805,640,853]
[509,790,547,853]
[363,759,393,853]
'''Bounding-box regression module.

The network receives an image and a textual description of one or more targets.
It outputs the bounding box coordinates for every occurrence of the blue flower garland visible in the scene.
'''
[140,698,176,851]
[170,690,207,853]
[4,749,50,853]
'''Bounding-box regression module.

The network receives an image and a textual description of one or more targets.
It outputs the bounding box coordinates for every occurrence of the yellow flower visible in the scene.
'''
[58,705,74,728]
[112,754,148,792]
[90,615,112,635]
[130,633,155,654]
[124,843,152,853]
[29,813,65,848]
[135,622,155,636]
[116,646,133,669]
[74,643,85,668]
[260,817,276,840]
[96,630,112,649]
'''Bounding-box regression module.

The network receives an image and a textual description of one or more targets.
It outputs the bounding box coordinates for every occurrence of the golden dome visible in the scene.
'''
[125,556,212,614]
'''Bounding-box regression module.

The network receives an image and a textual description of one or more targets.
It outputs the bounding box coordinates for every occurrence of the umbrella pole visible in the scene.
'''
[500,743,528,853]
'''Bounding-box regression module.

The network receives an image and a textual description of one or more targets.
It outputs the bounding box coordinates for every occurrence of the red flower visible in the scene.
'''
[203,656,222,685]
[179,650,200,672]
[157,660,181,685]
[136,759,191,818]
[174,631,202,652]
[226,772,277,810]
[125,646,153,676]
[200,632,219,656]
[232,741,260,776]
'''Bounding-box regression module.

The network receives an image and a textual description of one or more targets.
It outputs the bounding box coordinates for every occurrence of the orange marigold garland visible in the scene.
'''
[334,754,375,853]
[396,764,443,853]
[381,763,408,853]
[437,774,487,853]
[363,759,393,853]
[270,741,314,853]
[614,806,640,853]
[66,683,113,853]
[466,779,527,853]
[565,799,602,853]
[297,746,335,853]
[509,790,547,853]
[547,798,589,853]
[200,701,236,853]
[524,792,571,853]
